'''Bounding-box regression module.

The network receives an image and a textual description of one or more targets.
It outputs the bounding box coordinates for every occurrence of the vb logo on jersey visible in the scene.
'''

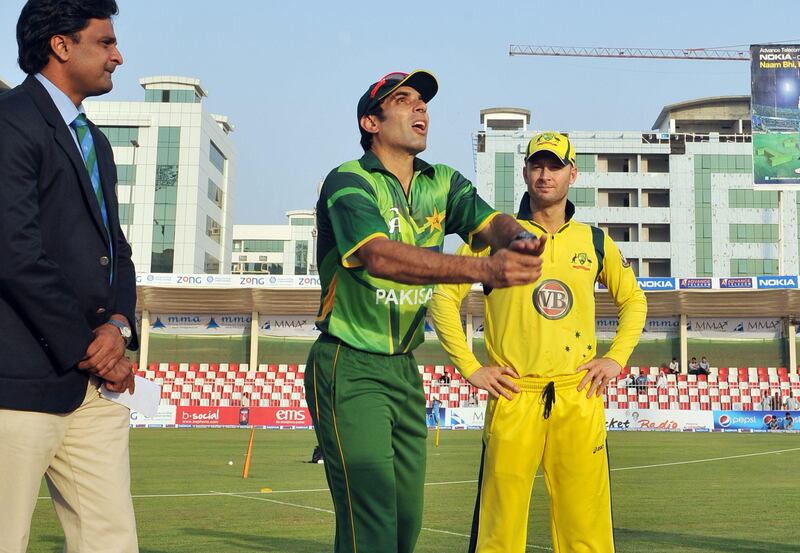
[533,280,573,320]
[571,252,593,271]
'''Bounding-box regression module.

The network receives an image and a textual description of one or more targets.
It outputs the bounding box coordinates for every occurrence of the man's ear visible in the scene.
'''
[359,114,379,135]
[569,165,578,185]
[49,34,72,63]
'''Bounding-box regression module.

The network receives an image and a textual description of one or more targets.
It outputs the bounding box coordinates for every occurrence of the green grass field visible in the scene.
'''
[27,429,800,552]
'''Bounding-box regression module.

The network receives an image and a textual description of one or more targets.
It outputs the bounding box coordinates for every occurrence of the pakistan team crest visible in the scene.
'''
[533,279,573,320]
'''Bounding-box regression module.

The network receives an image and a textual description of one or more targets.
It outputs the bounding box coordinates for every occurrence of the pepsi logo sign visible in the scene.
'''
[718,415,731,427]
[533,280,573,320]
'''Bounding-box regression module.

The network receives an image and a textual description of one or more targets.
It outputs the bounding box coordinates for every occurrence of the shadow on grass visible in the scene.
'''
[184,527,329,552]
[38,534,171,553]
[616,527,800,552]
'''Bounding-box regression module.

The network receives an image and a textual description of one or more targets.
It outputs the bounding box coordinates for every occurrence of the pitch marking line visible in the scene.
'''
[36,446,800,501]
[209,491,552,551]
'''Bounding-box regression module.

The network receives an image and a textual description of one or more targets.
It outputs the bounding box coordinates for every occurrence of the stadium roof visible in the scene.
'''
[651,95,750,131]
[135,286,800,319]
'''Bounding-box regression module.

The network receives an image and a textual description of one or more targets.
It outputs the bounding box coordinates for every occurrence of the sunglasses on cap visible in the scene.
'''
[369,72,409,99]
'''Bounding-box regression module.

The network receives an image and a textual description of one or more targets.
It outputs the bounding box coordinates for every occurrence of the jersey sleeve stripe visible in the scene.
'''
[327,186,375,209]
[340,232,388,268]
[591,226,606,279]
[466,211,501,250]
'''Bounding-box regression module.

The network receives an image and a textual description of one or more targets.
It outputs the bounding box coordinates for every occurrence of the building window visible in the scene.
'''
[242,240,284,253]
[116,164,136,186]
[98,126,138,147]
[295,240,308,275]
[600,224,637,242]
[729,224,779,243]
[597,154,637,173]
[233,240,242,252]
[728,189,779,208]
[600,189,638,208]
[643,190,670,207]
[204,253,220,274]
[290,217,315,226]
[567,188,595,207]
[150,127,180,273]
[145,89,199,103]
[575,154,595,173]
[645,259,671,277]
[730,259,778,276]
[206,216,222,244]
[207,178,224,209]
[643,224,670,242]
[494,152,515,214]
[119,204,134,225]
[234,262,283,274]
[210,141,226,174]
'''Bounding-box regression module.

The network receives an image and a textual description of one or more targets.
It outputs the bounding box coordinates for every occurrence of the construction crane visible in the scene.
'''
[509,45,750,61]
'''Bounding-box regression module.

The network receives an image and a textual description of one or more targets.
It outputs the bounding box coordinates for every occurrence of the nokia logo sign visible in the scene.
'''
[757,276,797,289]
[637,278,675,290]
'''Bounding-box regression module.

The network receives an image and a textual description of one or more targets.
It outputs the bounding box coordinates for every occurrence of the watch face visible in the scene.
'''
[121,326,132,338]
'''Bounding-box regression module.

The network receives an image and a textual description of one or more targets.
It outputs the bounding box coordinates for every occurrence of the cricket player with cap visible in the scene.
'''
[306,70,547,553]
[430,132,647,552]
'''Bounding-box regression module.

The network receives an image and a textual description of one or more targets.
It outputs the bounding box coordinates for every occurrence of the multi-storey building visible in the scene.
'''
[474,97,797,277]
[232,210,317,276]
[86,76,235,274]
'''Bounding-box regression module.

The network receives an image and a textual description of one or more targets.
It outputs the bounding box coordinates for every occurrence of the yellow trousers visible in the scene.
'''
[468,372,614,553]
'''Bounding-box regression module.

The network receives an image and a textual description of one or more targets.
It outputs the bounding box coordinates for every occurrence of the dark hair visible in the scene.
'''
[359,103,385,152]
[17,0,119,75]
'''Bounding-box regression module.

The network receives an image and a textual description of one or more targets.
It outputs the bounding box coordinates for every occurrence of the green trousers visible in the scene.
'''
[305,334,427,553]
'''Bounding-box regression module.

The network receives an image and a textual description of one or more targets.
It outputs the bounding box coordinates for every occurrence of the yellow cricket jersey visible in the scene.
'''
[429,197,647,379]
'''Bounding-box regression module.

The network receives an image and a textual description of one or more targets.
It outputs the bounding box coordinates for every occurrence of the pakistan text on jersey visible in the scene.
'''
[375,287,433,305]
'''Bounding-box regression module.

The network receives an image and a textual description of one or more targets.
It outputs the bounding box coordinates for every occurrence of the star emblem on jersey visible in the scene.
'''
[532,279,573,320]
[571,252,592,271]
[424,206,445,233]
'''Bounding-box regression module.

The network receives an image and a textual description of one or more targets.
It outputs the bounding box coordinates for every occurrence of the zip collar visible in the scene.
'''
[516,192,576,234]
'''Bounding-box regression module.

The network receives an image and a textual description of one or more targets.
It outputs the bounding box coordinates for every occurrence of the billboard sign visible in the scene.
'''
[751,44,800,187]
[714,410,799,431]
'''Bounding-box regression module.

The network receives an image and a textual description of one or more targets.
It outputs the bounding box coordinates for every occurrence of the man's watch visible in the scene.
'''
[513,231,537,243]
[108,319,133,347]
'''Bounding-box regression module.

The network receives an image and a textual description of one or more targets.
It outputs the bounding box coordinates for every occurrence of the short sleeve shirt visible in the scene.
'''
[314,151,497,354]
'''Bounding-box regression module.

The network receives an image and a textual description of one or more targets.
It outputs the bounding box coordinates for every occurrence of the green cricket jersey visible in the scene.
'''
[315,150,498,355]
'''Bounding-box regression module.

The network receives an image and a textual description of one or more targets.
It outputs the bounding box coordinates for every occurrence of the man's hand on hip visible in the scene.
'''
[576,357,623,399]
[78,323,126,373]
[467,366,521,401]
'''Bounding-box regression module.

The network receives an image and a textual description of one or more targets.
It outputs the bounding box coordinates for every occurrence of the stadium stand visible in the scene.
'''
[134,362,800,412]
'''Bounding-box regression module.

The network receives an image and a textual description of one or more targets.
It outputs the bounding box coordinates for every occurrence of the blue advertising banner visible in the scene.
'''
[678,278,713,290]
[719,277,754,289]
[756,275,798,289]
[636,277,676,291]
[714,410,799,431]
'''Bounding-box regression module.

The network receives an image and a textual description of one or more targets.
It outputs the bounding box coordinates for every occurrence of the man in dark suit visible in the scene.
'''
[0,1,139,551]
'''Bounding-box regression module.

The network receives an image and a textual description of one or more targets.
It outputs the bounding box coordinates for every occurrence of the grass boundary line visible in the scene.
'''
[35,445,800,501]
[210,491,553,551]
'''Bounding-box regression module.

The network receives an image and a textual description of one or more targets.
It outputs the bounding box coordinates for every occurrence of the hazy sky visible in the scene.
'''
[1,1,798,224]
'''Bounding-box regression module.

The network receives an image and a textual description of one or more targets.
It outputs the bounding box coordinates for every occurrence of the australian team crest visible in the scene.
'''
[571,252,592,271]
